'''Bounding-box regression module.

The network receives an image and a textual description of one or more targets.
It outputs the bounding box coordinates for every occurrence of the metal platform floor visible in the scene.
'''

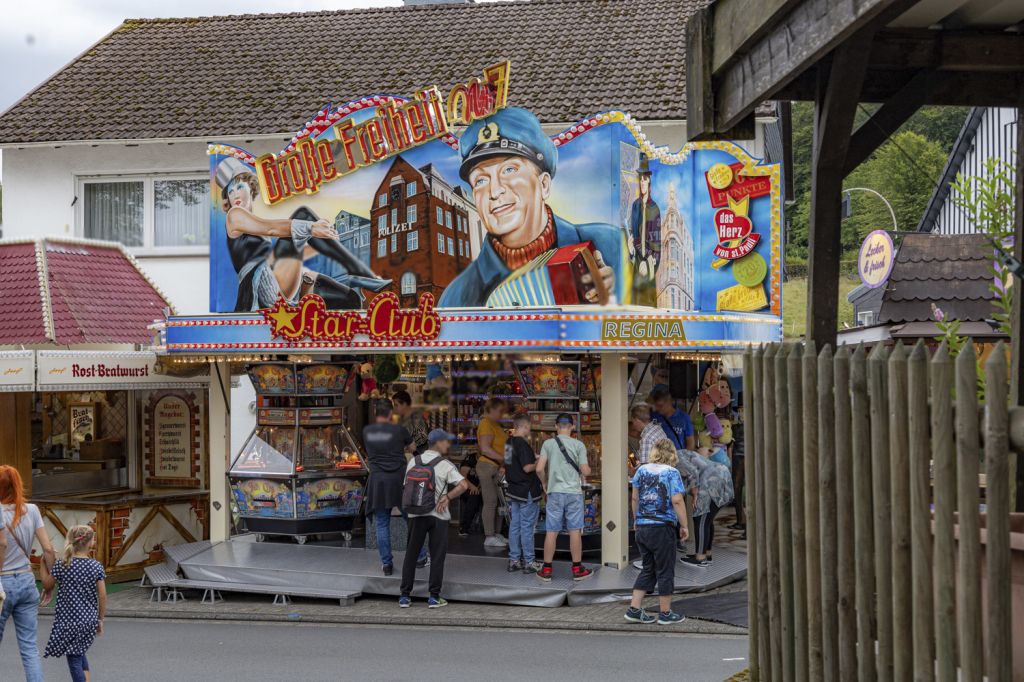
[168,537,745,608]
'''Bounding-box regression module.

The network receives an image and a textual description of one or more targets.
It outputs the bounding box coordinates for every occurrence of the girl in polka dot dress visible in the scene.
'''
[42,525,106,682]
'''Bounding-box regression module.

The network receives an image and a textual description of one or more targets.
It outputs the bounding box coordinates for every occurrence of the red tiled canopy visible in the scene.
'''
[0,238,173,345]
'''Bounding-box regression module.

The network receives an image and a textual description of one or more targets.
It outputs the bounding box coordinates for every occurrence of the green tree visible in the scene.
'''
[842,130,948,249]
[785,104,967,268]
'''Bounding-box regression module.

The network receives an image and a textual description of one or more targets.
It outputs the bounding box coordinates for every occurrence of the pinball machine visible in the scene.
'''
[228,363,368,543]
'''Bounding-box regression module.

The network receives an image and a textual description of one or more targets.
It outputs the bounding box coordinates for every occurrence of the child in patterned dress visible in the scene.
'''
[42,525,106,682]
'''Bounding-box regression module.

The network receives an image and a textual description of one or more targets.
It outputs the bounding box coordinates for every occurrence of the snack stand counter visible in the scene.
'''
[229,364,367,542]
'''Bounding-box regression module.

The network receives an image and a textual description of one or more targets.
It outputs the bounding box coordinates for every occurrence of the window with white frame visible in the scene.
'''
[390,208,398,227]
[391,233,398,253]
[445,211,452,229]
[377,239,387,258]
[437,233,445,254]
[407,230,419,251]
[436,206,443,224]
[377,215,386,232]
[447,237,454,255]
[401,271,417,295]
[79,175,210,251]
[378,193,387,207]
[407,181,417,197]
[407,204,417,224]
[857,311,875,327]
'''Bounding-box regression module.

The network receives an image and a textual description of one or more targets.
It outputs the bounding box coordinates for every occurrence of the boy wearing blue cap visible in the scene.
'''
[399,429,467,608]
[535,413,593,581]
[437,107,630,308]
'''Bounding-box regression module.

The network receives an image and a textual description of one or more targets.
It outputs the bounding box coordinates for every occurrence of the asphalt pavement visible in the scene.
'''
[1,616,747,681]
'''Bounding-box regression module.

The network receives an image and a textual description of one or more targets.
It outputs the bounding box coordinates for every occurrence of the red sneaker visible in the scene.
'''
[536,565,553,582]
[572,565,593,581]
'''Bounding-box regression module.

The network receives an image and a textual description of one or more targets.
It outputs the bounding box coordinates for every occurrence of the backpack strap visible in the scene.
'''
[553,437,581,475]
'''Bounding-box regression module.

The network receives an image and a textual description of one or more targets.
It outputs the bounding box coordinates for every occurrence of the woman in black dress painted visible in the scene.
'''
[215,157,388,312]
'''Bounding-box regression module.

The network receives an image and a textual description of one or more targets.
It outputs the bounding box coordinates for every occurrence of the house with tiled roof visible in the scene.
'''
[0,0,779,316]
[839,232,1007,347]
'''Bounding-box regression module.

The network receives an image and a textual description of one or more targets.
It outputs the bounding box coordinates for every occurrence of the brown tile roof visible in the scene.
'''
[0,238,174,345]
[0,0,705,145]
[879,233,998,325]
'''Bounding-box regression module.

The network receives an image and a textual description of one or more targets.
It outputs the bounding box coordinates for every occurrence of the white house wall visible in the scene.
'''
[933,108,1018,235]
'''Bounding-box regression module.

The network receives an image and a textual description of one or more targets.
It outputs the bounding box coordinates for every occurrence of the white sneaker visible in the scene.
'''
[632,559,644,570]
[496,533,508,543]
[483,536,506,548]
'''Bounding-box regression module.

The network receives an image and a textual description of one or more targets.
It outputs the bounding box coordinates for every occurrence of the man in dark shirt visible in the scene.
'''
[503,412,544,573]
[362,398,424,574]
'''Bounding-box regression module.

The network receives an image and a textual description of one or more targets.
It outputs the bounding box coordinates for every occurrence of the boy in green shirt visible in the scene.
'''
[535,413,593,582]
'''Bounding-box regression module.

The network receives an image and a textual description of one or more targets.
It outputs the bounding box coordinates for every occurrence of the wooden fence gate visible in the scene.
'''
[744,341,1016,681]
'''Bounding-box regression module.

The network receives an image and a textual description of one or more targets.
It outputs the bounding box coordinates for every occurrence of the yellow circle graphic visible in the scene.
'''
[707,163,734,190]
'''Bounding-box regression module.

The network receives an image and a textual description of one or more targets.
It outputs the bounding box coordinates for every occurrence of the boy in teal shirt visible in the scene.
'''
[535,413,593,582]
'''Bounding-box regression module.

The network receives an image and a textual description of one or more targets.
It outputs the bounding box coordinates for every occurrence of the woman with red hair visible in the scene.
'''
[1,465,56,682]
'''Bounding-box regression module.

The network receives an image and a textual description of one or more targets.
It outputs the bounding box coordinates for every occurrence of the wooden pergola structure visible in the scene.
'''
[686,0,1024,353]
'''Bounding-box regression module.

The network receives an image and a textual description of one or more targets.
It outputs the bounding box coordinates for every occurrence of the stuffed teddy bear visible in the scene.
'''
[357,361,378,401]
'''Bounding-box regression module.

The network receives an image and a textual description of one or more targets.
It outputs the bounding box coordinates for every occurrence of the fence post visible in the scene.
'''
[818,344,839,681]
[775,344,795,682]
[868,344,893,682]
[803,340,824,681]
[955,343,982,682]
[930,342,957,682]
[834,345,857,678]
[788,343,808,682]
[984,343,1012,681]
[762,344,782,682]
[753,347,771,680]
[745,348,760,681]
[908,339,935,681]
[851,345,876,682]
[888,343,913,682]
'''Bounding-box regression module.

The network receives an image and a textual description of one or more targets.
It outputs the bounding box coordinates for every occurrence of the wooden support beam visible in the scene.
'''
[1012,103,1024,512]
[686,7,715,141]
[710,0,804,72]
[711,0,918,134]
[806,36,873,348]
[869,29,1024,72]
[843,70,947,176]
[778,69,1024,108]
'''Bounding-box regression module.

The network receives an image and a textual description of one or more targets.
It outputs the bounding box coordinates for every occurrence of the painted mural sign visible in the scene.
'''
[208,63,782,318]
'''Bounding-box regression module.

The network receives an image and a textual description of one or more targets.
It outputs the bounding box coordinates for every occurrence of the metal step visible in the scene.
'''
[168,577,361,607]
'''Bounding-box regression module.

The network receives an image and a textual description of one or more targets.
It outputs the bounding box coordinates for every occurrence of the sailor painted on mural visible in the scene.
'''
[215,158,388,312]
[629,154,661,306]
[437,107,630,308]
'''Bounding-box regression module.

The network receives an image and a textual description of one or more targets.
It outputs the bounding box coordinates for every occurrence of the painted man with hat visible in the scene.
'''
[437,107,628,308]
[629,153,661,306]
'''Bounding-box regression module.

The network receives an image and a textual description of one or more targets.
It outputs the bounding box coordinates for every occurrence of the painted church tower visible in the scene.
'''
[657,184,695,310]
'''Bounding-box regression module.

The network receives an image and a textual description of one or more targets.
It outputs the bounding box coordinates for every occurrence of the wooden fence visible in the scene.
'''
[744,341,1016,681]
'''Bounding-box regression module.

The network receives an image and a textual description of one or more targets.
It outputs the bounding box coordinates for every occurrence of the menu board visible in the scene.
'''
[144,391,201,487]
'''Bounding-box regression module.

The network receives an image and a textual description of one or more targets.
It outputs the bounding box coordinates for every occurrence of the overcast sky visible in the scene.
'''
[0,0,404,114]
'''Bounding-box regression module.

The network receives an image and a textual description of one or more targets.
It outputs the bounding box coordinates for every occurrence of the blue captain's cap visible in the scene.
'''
[459,107,557,181]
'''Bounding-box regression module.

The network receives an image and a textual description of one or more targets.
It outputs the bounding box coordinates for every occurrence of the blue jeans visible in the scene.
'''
[67,653,90,682]
[0,572,43,682]
[545,492,585,532]
[373,509,426,567]
[508,495,540,563]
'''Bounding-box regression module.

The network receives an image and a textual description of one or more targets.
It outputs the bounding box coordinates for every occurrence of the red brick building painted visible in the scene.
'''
[369,156,483,307]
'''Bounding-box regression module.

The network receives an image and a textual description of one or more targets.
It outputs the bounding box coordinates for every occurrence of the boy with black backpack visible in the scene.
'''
[399,429,467,608]
[535,414,593,582]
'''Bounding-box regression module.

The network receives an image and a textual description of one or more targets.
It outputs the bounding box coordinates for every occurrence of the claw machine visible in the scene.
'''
[229,363,368,543]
